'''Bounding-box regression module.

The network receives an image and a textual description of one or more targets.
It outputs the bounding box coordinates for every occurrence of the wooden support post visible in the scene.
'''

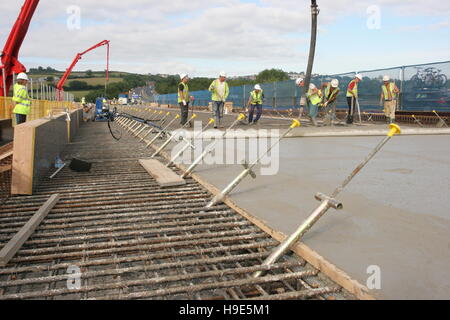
[0,194,60,266]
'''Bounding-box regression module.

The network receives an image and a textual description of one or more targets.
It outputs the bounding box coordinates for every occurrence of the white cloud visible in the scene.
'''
[1,0,449,76]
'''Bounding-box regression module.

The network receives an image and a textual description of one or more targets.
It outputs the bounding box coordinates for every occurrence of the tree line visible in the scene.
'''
[155,69,290,94]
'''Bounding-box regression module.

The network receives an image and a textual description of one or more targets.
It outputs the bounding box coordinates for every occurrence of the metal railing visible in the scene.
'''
[0,97,77,125]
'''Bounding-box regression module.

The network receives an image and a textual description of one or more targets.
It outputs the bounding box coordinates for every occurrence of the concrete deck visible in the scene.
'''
[159,131,450,299]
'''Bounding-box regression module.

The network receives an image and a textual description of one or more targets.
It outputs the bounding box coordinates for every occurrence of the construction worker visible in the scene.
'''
[12,72,31,125]
[306,83,322,126]
[209,71,229,128]
[321,79,340,126]
[295,78,306,117]
[380,75,400,123]
[247,84,264,125]
[346,74,363,124]
[178,74,194,126]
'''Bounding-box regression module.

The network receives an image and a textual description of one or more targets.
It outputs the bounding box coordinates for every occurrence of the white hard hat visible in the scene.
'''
[17,73,29,81]
[254,84,262,90]
[309,83,316,90]
[180,73,188,80]
[219,71,227,77]
[331,79,339,88]
[355,74,363,80]
[383,75,390,82]
[295,78,304,85]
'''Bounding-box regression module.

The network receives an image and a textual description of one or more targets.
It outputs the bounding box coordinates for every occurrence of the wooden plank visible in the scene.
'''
[0,194,60,267]
[11,119,48,195]
[139,159,186,187]
[151,147,375,300]
[0,150,13,162]
[0,164,12,174]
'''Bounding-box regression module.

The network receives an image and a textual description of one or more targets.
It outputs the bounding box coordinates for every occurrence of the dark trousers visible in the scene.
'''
[179,102,190,125]
[346,97,356,124]
[248,104,262,123]
[15,114,27,125]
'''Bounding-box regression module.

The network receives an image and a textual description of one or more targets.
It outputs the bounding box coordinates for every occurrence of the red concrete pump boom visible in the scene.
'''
[0,0,40,97]
[56,40,110,92]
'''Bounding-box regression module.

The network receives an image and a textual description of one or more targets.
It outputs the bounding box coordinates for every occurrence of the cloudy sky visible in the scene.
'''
[1,0,449,77]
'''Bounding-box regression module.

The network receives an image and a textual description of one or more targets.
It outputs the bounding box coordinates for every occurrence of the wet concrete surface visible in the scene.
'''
[159,131,450,300]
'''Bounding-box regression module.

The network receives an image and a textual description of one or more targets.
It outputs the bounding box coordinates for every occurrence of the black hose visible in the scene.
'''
[107,118,122,141]
[300,1,319,112]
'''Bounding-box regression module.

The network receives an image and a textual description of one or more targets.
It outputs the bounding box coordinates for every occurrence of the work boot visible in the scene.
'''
[311,118,318,127]
[346,115,353,125]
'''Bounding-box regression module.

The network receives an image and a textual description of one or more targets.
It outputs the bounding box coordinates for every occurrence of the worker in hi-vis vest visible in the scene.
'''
[295,77,306,117]
[306,83,322,126]
[321,79,340,126]
[208,71,229,128]
[247,84,264,125]
[178,74,194,126]
[380,75,400,124]
[12,72,31,125]
[346,74,362,124]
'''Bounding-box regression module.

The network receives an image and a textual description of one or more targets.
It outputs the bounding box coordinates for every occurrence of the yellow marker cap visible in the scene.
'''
[175,114,180,119]
[191,114,197,119]
[290,119,301,129]
[159,111,163,114]
[388,123,401,137]
[237,113,246,121]
[166,112,171,116]
[208,118,215,125]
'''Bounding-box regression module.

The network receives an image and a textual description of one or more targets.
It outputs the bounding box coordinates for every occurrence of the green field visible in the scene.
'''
[67,77,123,86]
[70,90,92,100]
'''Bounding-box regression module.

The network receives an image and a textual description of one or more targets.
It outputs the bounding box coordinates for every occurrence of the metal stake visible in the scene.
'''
[206,119,301,208]
[150,114,198,158]
[412,114,424,127]
[433,110,448,128]
[254,124,402,278]
[167,118,215,167]
[181,113,246,178]
[145,114,180,148]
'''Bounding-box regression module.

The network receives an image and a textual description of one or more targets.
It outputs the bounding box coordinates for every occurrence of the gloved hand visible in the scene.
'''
[182,100,187,106]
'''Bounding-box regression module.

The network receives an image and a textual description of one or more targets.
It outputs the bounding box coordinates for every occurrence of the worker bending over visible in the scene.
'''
[380,75,400,124]
[306,83,322,126]
[12,72,31,125]
[321,79,340,126]
[346,74,362,124]
[247,84,264,125]
[209,71,229,128]
[178,74,194,126]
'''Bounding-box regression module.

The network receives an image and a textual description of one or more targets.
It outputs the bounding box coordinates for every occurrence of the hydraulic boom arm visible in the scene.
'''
[56,40,110,91]
[0,0,40,96]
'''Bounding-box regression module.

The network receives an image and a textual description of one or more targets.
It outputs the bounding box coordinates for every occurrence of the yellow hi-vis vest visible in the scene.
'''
[250,90,263,105]
[382,82,398,101]
[178,82,189,103]
[346,79,358,98]
[307,88,322,105]
[209,79,229,102]
[324,83,340,102]
[12,83,31,115]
